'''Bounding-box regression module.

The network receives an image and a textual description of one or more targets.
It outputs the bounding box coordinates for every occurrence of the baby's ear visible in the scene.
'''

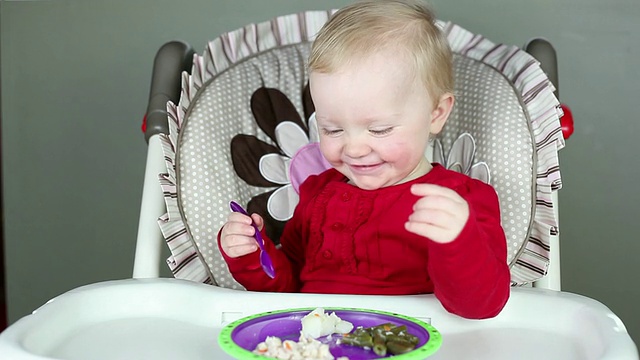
[429,93,454,135]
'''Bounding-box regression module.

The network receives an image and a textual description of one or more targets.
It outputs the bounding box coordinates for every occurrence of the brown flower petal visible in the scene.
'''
[247,191,286,245]
[251,87,306,144]
[231,134,280,187]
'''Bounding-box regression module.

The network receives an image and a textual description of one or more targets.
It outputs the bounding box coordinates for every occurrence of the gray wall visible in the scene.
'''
[2,0,638,346]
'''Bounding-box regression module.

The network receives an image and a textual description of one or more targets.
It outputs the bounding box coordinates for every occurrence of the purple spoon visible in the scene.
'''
[229,201,276,279]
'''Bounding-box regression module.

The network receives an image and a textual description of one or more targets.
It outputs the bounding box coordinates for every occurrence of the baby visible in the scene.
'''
[219,0,510,319]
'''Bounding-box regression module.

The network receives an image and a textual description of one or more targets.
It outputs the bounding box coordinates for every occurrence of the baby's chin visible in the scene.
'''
[346,172,427,190]
[345,176,399,190]
[351,182,382,190]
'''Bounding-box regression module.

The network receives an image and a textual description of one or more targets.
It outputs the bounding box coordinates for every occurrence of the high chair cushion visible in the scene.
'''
[157,11,564,289]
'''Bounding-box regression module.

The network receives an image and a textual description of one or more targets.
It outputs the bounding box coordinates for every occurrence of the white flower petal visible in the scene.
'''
[267,185,299,221]
[470,162,491,184]
[447,133,475,175]
[259,153,290,185]
[275,121,309,158]
[425,139,435,162]
[432,139,446,165]
[308,112,320,143]
[449,162,465,173]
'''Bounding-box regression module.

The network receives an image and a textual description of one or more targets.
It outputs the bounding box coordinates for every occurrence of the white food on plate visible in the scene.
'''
[253,332,348,360]
[252,308,354,360]
[301,308,354,339]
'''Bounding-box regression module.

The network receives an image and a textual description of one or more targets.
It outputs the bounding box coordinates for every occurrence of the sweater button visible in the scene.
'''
[323,250,333,259]
[341,192,351,201]
[331,222,344,231]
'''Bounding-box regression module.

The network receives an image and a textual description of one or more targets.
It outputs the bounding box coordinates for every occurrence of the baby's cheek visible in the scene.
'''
[319,140,336,160]
[320,144,345,169]
[383,142,416,164]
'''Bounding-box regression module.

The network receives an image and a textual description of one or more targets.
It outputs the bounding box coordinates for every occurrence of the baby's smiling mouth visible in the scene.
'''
[348,163,383,172]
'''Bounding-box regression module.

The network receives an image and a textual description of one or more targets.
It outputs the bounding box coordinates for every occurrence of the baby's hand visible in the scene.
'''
[405,184,469,243]
[220,212,265,258]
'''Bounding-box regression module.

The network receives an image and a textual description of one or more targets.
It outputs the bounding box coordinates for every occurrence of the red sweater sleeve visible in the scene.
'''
[216,174,324,292]
[426,179,511,319]
[217,228,301,292]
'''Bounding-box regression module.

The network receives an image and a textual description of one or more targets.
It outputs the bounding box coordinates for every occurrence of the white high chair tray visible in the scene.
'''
[0,278,636,360]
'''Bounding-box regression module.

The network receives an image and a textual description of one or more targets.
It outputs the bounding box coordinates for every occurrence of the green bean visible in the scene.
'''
[370,323,394,331]
[372,327,387,341]
[341,332,373,348]
[403,333,420,345]
[387,338,416,355]
[340,322,419,356]
[372,328,387,356]
[384,333,403,342]
[352,327,369,337]
[388,325,408,334]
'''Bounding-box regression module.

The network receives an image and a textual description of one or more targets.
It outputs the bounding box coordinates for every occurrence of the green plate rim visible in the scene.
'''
[218,307,442,359]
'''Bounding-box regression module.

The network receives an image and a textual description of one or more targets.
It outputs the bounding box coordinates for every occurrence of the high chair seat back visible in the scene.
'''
[149,10,564,290]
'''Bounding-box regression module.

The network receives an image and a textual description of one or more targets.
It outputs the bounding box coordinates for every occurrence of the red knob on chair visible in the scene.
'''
[560,104,574,140]
[141,114,148,134]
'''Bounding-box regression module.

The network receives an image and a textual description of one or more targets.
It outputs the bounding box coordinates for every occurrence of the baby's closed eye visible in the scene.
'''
[369,127,394,136]
[321,128,343,136]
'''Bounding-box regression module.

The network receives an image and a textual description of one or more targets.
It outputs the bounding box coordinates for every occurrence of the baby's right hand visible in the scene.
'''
[220,212,264,258]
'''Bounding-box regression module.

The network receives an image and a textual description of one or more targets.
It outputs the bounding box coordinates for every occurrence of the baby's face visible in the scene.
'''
[310,52,446,190]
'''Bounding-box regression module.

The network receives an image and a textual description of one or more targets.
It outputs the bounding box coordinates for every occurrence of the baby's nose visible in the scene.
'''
[344,135,371,158]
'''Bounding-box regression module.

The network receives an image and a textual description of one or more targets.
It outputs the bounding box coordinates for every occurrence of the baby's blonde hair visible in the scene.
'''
[308,0,453,105]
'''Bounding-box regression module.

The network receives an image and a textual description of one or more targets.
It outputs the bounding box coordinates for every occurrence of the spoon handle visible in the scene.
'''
[229,201,276,278]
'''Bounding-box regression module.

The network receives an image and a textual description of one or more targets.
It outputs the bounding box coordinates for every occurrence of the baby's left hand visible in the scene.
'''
[405,183,469,244]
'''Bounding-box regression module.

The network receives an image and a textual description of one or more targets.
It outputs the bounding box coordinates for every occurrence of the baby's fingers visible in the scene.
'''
[220,226,258,257]
[220,219,259,257]
[412,195,460,217]
[406,208,465,243]
[250,213,265,231]
[226,212,254,225]
[407,207,452,227]
[411,183,464,202]
[405,221,456,243]
[221,235,258,258]
[220,212,265,257]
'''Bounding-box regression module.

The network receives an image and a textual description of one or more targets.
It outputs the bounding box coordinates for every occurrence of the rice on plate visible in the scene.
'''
[253,308,353,360]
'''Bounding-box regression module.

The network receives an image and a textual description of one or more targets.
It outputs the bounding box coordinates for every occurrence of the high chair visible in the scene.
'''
[0,9,636,360]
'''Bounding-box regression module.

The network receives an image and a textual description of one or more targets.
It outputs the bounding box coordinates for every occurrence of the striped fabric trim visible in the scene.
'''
[442,21,565,284]
[157,10,564,286]
[156,100,212,284]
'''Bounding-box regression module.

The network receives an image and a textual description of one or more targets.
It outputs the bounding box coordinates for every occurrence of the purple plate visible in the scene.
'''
[218,307,442,359]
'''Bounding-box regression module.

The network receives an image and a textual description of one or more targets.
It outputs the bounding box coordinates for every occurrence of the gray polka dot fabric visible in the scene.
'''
[444,54,534,266]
